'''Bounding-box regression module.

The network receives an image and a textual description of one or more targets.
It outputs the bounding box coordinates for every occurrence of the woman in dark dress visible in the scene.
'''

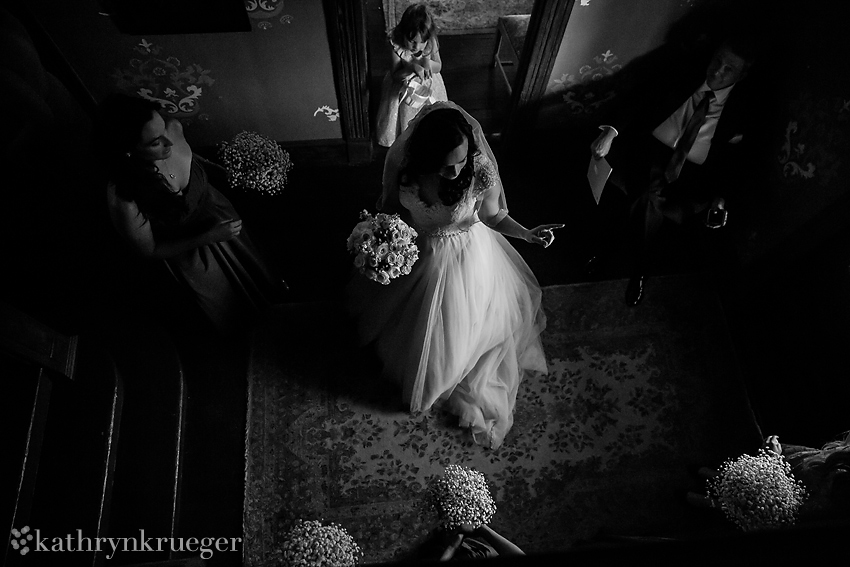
[97,94,281,335]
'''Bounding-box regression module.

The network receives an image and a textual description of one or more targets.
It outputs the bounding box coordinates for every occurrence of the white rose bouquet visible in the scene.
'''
[280,519,362,567]
[707,448,808,532]
[429,464,497,530]
[217,131,293,197]
[346,210,418,285]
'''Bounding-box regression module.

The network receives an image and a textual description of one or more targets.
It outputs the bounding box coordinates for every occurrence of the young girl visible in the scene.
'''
[376,3,448,147]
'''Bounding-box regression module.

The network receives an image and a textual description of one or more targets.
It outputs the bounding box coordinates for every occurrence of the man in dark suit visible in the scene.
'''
[588,35,759,306]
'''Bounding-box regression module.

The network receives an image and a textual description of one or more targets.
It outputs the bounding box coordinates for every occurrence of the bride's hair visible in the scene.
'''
[402,108,480,206]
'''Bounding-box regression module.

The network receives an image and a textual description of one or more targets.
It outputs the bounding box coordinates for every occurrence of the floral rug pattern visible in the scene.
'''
[245,277,762,565]
[383,1,535,34]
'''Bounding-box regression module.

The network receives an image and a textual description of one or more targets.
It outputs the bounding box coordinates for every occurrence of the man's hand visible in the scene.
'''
[590,127,617,158]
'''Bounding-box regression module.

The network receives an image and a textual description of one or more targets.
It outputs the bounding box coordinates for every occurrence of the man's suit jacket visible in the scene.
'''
[602,42,756,205]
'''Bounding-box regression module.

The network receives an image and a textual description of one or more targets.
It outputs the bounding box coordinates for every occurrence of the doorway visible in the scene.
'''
[363,0,525,137]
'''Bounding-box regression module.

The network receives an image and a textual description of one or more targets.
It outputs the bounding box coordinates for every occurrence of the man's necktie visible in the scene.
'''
[664,90,716,183]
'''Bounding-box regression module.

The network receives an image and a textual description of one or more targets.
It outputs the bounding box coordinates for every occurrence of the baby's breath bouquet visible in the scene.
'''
[280,519,362,567]
[217,131,293,197]
[346,210,418,285]
[707,449,808,532]
[429,464,497,530]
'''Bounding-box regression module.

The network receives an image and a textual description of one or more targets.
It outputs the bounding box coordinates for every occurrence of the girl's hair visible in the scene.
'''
[402,108,479,207]
[390,3,438,50]
[95,93,186,223]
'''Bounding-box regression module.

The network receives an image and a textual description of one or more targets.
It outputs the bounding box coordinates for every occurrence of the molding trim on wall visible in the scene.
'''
[281,138,348,148]
[502,0,576,146]
[324,0,372,165]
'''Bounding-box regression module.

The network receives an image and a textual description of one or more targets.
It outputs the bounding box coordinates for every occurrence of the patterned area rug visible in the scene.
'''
[382,0,535,34]
[244,276,762,565]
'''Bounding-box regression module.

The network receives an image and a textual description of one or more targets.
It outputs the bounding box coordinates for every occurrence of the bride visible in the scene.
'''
[347,102,563,449]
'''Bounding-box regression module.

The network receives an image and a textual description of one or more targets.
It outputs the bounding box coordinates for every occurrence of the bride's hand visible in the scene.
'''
[527,224,565,248]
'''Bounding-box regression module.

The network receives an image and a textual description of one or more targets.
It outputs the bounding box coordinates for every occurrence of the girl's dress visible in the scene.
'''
[376,38,448,147]
[108,156,280,335]
[348,103,547,449]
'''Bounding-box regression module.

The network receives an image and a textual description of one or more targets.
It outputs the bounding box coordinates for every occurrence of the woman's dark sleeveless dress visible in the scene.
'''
[149,157,279,334]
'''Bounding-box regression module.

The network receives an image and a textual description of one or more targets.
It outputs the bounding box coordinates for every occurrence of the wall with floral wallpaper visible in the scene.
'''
[747,1,850,261]
[28,0,341,147]
[544,0,701,117]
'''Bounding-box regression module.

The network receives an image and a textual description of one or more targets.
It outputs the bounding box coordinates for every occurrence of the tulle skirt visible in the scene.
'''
[346,223,547,449]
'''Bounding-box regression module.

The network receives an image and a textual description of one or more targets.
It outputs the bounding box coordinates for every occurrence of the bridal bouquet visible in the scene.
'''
[346,210,418,285]
[280,519,362,566]
[429,464,497,530]
[217,131,293,197]
[707,449,808,532]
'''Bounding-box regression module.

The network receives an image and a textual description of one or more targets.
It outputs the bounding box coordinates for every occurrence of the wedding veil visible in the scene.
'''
[378,101,508,217]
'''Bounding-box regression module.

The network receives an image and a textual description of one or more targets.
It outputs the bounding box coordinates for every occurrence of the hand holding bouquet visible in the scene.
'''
[429,464,497,530]
[280,519,362,566]
[346,210,418,285]
[707,448,807,531]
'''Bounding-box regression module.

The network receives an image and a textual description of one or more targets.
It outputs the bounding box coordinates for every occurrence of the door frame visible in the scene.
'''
[326,0,576,160]
[323,0,372,164]
[502,0,576,145]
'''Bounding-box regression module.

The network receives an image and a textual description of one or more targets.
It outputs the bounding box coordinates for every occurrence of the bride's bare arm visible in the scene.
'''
[478,183,563,247]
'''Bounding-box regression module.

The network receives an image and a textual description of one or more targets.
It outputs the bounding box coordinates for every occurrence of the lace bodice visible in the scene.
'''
[399,153,499,237]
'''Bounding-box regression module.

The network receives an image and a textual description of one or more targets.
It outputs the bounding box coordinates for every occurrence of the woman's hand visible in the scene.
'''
[526,224,565,248]
[439,530,466,562]
[763,434,782,455]
[207,219,242,243]
[590,127,617,159]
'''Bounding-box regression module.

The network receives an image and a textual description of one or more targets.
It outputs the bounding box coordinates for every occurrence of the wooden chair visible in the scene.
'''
[493,15,531,94]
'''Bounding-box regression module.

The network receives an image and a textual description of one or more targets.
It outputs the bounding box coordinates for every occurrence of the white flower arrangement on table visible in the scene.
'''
[280,519,362,567]
[346,210,418,285]
[707,448,808,532]
[217,131,293,197]
[429,464,497,530]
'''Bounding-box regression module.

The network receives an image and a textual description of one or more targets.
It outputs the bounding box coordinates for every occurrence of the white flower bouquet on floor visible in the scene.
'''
[346,210,418,285]
[280,519,362,566]
[429,464,497,530]
[217,131,293,197]
[707,448,808,531]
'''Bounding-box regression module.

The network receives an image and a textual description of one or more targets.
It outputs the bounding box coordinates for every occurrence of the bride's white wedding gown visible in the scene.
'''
[347,151,547,449]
